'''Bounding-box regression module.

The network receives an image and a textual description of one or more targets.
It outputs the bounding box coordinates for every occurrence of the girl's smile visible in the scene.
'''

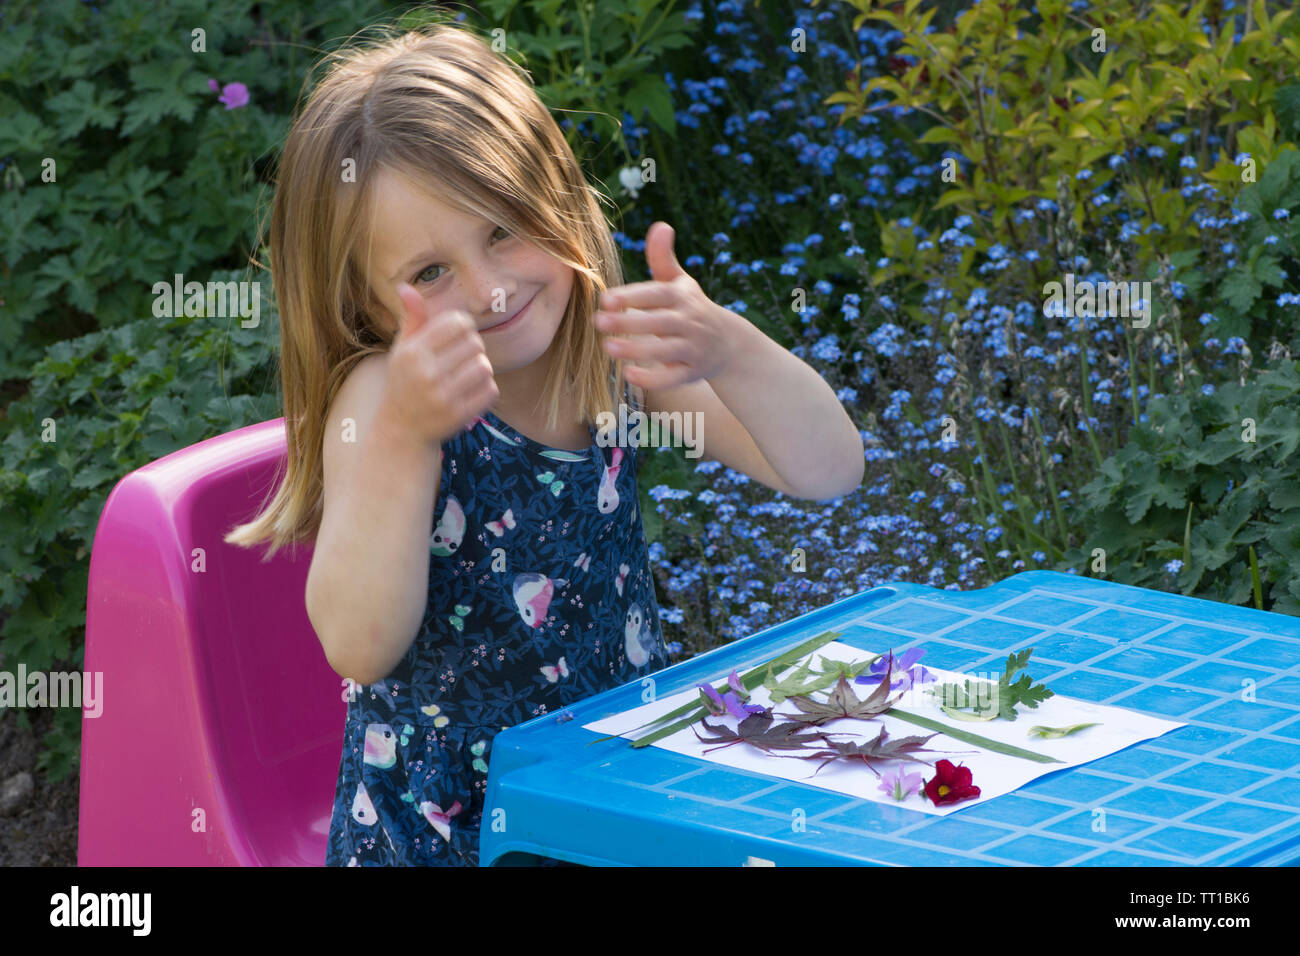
[482,291,536,334]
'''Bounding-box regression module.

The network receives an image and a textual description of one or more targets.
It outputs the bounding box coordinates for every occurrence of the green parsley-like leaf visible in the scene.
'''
[926,648,1054,721]
[997,648,1055,720]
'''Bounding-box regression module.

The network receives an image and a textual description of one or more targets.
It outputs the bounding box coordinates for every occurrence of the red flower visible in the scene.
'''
[924,759,980,806]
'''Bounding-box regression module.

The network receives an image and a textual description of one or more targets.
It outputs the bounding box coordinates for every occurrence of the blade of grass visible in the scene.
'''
[886,708,1064,763]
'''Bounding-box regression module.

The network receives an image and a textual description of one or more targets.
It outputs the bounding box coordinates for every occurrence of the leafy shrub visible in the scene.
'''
[790,0,1300,572]
[0,272,279,779]
[1063,357,1300,614]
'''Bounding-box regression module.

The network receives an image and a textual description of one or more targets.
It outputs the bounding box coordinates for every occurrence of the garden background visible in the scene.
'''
[2,0,1299,864]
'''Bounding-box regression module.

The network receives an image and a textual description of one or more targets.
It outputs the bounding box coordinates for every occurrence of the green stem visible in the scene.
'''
[1027,405,1070,552]
[992,416,1039,563]
[1249,544,1262,610]
[1123,315,1141,426]
[1077,328,1106,467]
[887,709,1065,763]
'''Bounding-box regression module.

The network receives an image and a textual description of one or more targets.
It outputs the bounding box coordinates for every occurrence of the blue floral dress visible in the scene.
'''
[325,382,667,866]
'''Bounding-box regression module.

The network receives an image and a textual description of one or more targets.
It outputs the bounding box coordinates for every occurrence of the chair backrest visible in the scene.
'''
[80,418,344,865]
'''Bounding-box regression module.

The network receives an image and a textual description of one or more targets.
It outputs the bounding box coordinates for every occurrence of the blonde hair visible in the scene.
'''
[224,19,633,561]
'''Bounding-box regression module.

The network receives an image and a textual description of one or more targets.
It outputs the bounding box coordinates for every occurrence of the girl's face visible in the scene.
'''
[365,167,574,378]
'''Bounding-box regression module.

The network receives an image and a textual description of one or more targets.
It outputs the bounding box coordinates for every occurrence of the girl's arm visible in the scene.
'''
[640,315,864,501]
[305,352,441,686]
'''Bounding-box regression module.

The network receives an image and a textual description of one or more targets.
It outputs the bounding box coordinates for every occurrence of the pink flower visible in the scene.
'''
[878,767,925,801]
[208,79,249,110]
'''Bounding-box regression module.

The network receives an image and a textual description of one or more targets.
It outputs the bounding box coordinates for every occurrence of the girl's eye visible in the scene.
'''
[414,226,511,286]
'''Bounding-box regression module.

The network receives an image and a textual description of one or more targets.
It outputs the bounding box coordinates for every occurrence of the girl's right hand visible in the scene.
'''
[379,282,499,448]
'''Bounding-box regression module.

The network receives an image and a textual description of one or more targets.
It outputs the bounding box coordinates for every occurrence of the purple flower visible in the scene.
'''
[855,648,935,693]
[699,668,765,720]
[878,767,925,801]
[208,79,249,110]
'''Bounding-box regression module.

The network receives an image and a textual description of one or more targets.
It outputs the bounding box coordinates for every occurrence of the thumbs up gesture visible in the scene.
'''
[379,281,499,448]
[593,221,740,390]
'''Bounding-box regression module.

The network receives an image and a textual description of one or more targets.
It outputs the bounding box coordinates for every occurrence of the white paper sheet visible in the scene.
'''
[583,642,1186,815]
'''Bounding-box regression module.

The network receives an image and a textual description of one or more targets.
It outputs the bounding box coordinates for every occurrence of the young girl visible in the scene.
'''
[224,21,863,866]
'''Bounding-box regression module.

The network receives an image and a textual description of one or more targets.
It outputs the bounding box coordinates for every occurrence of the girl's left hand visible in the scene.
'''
[594,221,738,390]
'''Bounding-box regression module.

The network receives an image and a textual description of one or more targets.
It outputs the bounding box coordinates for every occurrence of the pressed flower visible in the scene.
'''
[924,759,980,806]
[856,647,935,692]
[698,672,765,721]
[878,767,925,801]
[619,630,844,749]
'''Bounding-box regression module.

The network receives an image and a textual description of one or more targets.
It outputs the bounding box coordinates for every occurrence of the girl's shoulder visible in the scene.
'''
[321,352,392,500]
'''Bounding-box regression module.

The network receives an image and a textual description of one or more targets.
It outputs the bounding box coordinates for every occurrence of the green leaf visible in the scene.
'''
[45,80,122,138]
[1220,267,1262,313]
[997,648,1055,719]
[1027,722,1100,739]
[939,701,999,722]
[0,107,57,155]
[1277,81,1300,139]
[928,649,1055,721]
[120,59,201,137]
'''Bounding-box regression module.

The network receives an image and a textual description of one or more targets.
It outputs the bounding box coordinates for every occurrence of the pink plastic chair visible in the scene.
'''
[80,419,344,865]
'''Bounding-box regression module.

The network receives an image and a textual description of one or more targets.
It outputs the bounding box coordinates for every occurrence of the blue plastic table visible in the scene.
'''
[480,571,1300,866]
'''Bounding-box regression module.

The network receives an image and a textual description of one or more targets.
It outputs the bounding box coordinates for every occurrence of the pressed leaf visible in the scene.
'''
[1027,722,1100,738]
[777,661,902,726]
[998,648,1055,719]
[585,628,843,748]
[938,702,1000,722]
[763,653,877,703]
[690,711,841,756]
[886,708,1065,764]
[927,648,1054,721]
[784,725,948,777]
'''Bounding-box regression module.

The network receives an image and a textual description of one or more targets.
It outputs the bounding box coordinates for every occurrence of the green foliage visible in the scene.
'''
[994,647,1055,719]
[0,272,280,778]
[398,0,693,219]
[806,0,1300,582]
[0,0,402,383]
[1062,358,1300,614]
[836,0,1297,298]
[1214,145,1300,347]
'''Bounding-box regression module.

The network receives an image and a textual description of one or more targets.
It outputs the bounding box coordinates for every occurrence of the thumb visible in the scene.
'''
[645,221,687,283]
[394,282,430,338]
